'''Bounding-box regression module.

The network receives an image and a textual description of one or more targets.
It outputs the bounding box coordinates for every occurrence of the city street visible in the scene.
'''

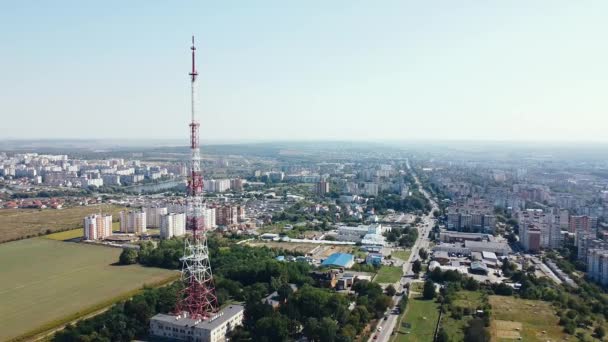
[370,166,439,342]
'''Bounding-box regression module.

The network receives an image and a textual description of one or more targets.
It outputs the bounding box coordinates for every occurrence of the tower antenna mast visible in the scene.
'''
[175,35,218,319]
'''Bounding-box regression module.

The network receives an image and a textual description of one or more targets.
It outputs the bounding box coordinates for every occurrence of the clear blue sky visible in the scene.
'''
[1,1,607,142]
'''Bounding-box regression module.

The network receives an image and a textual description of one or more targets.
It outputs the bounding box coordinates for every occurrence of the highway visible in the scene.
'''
[370,164,439,342]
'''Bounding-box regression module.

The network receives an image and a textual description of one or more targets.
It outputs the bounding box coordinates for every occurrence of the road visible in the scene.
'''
[370,164,439,342]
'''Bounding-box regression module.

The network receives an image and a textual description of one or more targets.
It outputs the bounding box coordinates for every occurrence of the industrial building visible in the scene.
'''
[321,253,355,268]
[150,305,244,342]
[337,224,389,242]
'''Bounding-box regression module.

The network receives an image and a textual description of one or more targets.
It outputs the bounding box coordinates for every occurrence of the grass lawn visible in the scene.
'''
[393,295,440,342]
[489,295,568,341]
[0,205,125,243]
[44,228,83,241]
[392,249,412,261]
[409,282,424,294]
[374,265,403,283]
[440,291,484,341]
[0,238,177,341]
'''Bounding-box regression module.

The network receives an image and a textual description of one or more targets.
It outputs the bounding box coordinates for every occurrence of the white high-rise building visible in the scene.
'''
[588,248,608,286]
[204,179,231,193]
[518,209,561,250]
[160,213,186,239]
[143,207,168,228]
[120,211,147,234]
[203,207,217,229]
[83,214,112,240]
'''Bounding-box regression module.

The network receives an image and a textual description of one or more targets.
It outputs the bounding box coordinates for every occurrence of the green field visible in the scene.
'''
[0,205,125,243]
[44,228,83,240]
[392,249,411,261]
[489,295,567,341]
[0,238,177,341]
[374,266,403,283]
[393,296,440,342]
[440,291,484,341]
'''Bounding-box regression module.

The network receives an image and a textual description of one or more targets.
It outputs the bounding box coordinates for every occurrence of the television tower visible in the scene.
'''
[175,36,218,319]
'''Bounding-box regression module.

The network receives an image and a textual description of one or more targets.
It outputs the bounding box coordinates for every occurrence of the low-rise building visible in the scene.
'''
[149,305,244,342]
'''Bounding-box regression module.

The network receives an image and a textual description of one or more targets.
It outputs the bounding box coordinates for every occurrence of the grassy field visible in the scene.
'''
[0,238,177,341]
[440,291,484,342]
[392,249,412,261]
[489,295,567,341]
[247,241,318,254]
[393,295,440,342]
[375,266,403,283]
[44,228,83,240]
[0,205,125,243]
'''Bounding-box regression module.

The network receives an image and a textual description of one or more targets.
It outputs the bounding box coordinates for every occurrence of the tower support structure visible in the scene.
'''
[175,36,218,319]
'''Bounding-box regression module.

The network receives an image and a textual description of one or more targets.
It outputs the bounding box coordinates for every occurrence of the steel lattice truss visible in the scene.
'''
[174,36,218,319]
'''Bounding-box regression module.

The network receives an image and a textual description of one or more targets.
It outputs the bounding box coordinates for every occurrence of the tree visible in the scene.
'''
[318,317,338,342]
[254,315,290,342]
[595,325,606,339]
[423,280,436,300]
[385,284,397,297]
[277,283,293,302]
[119,248,138,265]
[412,260,422,274]
[418,248,428,260]
[436,327,450,342]
[464,318,490,342]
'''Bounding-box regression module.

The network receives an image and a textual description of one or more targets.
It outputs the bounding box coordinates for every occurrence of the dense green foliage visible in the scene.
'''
[385,226,419,248]
[53,234,387,341]
[369,191,431,214]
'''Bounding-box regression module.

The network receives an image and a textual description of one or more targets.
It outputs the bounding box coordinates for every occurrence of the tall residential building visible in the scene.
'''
[204,179,231,193]
[316,181,330,196]
[120,210,147,234]
[569,215,598,234]
[230,178,244,192]
[202,207,217,229]
[518,209,561,250]
[217,206,238,226]
[83,214,112,240]
[160,213,186,239]
[143,206,168,228]
[587,248,608,286]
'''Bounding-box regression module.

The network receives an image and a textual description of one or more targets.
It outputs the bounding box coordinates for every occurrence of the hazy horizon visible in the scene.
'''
[2,1,607,141]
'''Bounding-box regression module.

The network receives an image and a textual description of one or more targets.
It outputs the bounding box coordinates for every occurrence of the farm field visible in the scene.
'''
[393,295,440,342]
[375,265,403,283]
[0,238,177,341]
[0,205,125,243]
[489,295,567,341]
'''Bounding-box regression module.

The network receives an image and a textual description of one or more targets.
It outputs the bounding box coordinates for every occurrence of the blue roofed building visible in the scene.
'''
[365,253,383,266]
[321,253,355,268]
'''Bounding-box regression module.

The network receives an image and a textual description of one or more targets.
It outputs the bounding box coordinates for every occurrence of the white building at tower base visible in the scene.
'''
[149,304,244,342]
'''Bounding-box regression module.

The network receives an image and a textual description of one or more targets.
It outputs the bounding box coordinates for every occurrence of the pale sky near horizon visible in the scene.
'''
[1,1,607,142]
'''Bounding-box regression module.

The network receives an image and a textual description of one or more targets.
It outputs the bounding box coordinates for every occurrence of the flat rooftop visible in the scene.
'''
[151,304,244,330]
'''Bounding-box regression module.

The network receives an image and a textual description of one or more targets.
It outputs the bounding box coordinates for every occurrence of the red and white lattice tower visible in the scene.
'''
[175,36,218,319]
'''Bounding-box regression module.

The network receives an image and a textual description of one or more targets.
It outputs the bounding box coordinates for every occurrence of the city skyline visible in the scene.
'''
[2,1,608,141]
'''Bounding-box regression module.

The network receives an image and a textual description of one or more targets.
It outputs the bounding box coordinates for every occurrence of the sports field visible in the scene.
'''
[489,295,567,341]
[0,238,177,341]
[0,205,125,243]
